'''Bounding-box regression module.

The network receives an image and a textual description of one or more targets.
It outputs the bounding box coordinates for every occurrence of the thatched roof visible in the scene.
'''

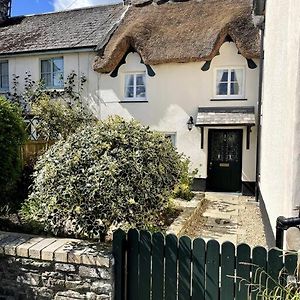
[93,0,260,73]
[0,4,126,55]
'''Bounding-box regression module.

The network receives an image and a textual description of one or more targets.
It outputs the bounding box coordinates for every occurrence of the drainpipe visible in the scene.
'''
[276,216,300,248]
[255,23,265,202]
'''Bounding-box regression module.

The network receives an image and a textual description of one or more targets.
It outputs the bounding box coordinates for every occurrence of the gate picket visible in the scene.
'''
[267,248,283,293]
[220,241,235,300]
[112,229,126,300]
[165,234,178,300]
[284,250,297,276]
[139,230,152,300]
[192,238,206,300]
[113,229,296,300]
[127,229,139,300]
[206,239,220,300]
[251,246,267,300]
[178,236,192,300]
[152,232,165,300]
[236,243,251,300]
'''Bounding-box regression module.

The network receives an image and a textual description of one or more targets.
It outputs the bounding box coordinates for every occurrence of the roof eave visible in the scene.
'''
[0,46,97,58]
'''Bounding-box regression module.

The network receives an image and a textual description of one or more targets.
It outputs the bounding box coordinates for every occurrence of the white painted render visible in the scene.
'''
[2,42,259,182]
[259,0,300,232]
[98,42,259,180]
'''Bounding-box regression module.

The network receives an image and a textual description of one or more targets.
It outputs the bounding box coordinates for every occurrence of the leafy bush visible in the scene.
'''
[31,93,94,140]
[0,97,26,205]
[8,71,92,140]
[173,158,197,201]
[21,117,184,239]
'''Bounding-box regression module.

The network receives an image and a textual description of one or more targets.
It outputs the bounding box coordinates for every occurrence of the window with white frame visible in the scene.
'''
[0,61,9,91]
[124,73,146,100]
[215,67,244,98]
[165,133,176,147]
[41,57,64,89]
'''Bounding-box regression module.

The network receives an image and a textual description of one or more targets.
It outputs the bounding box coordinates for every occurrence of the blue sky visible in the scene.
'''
[11,0,120,16]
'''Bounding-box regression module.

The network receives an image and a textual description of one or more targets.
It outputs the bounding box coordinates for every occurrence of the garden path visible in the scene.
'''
[181,192,267,248]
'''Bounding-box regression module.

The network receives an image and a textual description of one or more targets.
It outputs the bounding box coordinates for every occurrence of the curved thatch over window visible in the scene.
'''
[93,0,260,73]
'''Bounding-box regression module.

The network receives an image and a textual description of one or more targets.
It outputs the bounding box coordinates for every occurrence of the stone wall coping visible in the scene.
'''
[0,231,112,267]
[166,193,205,235]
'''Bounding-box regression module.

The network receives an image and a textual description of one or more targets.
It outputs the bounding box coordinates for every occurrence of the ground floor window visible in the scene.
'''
[164,132,176,147]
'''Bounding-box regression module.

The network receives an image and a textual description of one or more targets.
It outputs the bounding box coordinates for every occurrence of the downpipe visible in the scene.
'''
[276,216,300,248]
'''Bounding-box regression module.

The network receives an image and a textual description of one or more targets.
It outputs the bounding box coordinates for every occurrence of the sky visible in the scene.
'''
[11,0,121,16]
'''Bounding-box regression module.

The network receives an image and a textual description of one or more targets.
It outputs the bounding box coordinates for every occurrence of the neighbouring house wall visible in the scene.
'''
[0,232,113,300]
[2,41,259,185]
[259,0,300,234]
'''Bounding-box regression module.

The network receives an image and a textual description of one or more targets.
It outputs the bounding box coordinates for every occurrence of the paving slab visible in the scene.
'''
[181,192,267,247]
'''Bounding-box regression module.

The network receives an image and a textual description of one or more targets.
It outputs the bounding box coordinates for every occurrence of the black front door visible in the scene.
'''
[207,129,243,192]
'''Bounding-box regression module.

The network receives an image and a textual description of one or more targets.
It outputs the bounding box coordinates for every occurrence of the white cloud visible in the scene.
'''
[52,0,121,11]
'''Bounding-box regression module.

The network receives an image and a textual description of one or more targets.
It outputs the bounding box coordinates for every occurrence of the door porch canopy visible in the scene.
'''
[195,106,256,149]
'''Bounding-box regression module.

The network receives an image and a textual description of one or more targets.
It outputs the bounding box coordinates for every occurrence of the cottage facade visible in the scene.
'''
[0,0,260,195]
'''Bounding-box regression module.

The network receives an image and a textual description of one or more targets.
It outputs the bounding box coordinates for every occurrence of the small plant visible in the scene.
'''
[251,268,300,299]
[236,257,300,300]
[20,117,185,240]
[173,158,198,201]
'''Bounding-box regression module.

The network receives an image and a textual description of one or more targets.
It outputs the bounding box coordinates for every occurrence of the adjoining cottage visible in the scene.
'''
[0,0,260,195]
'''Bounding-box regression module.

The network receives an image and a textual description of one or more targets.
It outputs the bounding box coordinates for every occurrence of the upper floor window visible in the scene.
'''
[0,61,9,91]
[124,73,146,101]
[215,68,244,98]
[41,57,64,89]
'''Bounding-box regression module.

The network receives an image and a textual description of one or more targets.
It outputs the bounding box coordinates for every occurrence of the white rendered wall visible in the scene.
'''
[260,0,300,233]
[99,42,259,180]
[2,42,259,181]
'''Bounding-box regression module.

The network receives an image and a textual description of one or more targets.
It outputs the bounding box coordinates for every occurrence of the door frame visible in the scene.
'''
[206,128,243,192]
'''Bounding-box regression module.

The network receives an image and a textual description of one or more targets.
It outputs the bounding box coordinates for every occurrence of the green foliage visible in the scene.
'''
[0,97,27,205]
[241,260,300,300]
[31,94,94,140]
[9,71,88,110]
[21,117,184,239]
[8,71,92,140]
[173,158,197,201]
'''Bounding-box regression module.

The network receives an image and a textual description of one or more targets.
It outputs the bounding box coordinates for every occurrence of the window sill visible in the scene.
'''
[120,100,148,103]
[210,98,247,101]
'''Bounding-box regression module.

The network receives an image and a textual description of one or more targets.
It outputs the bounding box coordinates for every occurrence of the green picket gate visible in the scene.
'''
[112,229,297,300]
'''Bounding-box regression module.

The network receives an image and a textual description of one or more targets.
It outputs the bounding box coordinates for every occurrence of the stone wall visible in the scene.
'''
[0,232,114,300]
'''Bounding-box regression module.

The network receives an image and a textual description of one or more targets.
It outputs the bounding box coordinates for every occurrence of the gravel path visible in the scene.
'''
[237,196,267,247]
[181,192,267,247]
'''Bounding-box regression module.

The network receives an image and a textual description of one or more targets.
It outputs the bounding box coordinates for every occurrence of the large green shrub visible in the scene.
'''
[21,117,184,239]
[0,97,26,205]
